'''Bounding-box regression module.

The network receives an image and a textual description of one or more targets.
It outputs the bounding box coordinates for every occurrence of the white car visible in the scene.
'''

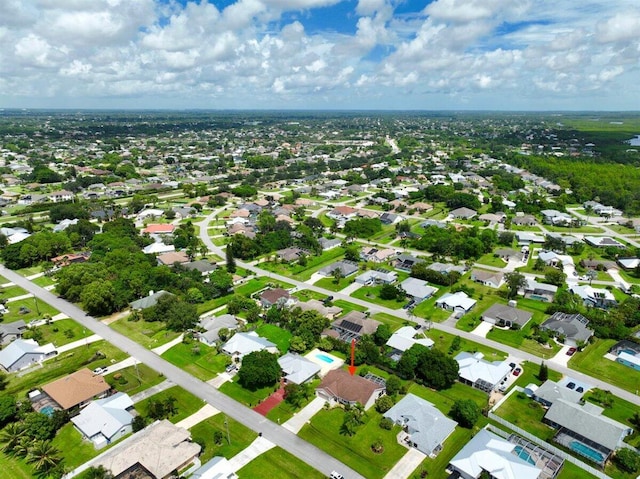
[93,367,105,375]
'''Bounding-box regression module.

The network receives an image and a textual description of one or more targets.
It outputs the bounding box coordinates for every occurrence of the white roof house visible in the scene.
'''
[142,242,175,255]
[386,326,434,356]
[222,331,277,360]
[71,392,134,449]
[436,291,476,313]
[384,394,457,456]
[278,353,321,384]
[400,278,438,302]
[454,352,511,393]
[0,338,56,372]
[449,428,542,479]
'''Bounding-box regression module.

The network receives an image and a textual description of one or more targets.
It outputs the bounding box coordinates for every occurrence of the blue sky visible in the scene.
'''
[0,0,638,110]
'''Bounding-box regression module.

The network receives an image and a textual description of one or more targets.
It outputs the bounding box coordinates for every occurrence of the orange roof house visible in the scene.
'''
[42,368,111,410]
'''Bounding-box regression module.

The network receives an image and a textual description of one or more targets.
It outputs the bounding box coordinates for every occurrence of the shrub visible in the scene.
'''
[379,417,393,430]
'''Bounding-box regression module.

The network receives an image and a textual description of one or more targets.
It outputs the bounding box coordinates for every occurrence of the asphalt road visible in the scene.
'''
[199,211,640,406]
[0,265,364,479]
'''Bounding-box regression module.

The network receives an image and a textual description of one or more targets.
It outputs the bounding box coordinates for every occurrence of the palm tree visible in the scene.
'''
[26,440,61,474]
[0,422,23,453]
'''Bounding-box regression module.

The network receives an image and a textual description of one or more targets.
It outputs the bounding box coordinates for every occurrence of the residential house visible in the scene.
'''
[427,262,466,275]
[515,232,545,246]
[182,260,218,277]
[0,320,27,345]
[47,190,74,203]
[42,368,111,411]
[479,213,506,224]
[276,247,307,262]
[454,352,511,393]
[394,254,425,272]
[380,212,403,225]
[435,292,476,315]
[91,419,201,479]
[522,278,557,302]
[494,248,524,261]
[360,247,397,263]
[0,226,31,244]
[52,251,91,267]
[482,302,532,329]
[0,338,56,372]
[318,237,342,251]
[386,326,434,361]
[540,312,594,347]
[142,223,176,237]
[142,242,175,255]
[400,278,437,304]
[541,209,573,226]
[71,392,135,449]
[278,353,321,384]
[259,288,295,308]
[569,285,617,309]
[326,206,357,223]
[318,260,359,278]
[449,207,477,220]
[512,215,537,227]
[156,251,190,266]
[316,369,385,410]
[532,380,584,408]
[581,258,616,271]
[448,428,546,479]
[331,311,381,341]
[470,269,504,289]
[384,394,456,456]
[130,290,174,310]
[198,314,241,346]
[420,219,447,229]
[544,399,632,465]
[295,299,343,320]
[583,236,625,248]
[354,269,397,285]
[221,332,278,361]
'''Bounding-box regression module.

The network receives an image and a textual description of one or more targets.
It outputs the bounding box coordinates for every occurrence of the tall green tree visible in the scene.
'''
[504,272,527,299]
[238,351,282,390]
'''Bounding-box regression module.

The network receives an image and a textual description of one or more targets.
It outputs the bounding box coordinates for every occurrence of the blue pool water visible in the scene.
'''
[570,441,604,463]
[529,294,549,302]
[40,406,55,417]
[514,445,536,465]
[621,349,638,356]
[316,354,334,364]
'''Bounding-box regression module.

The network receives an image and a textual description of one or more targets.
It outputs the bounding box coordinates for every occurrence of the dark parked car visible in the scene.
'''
[513,367,522,376]
[566,347,577,356]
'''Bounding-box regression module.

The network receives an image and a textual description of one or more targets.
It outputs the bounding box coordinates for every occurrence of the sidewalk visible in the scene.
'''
[130,379,174,403]
[175,404,220,429]
[226,436,276,471]
[283,396,325,433]
[56,334,103,354]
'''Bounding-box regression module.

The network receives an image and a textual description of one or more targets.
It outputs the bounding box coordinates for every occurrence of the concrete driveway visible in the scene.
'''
[340,281,363,295]
[383,448,425,479]
[471,321,493,338]
[226,436,276,471]
[283,396,325,433]
[548,344,573,367]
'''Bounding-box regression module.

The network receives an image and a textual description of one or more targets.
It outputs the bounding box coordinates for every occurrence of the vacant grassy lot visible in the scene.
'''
[476,253,507,268]
[110,317,181,349]
[256,324,292,353]
[371,312,406,331]
[299,407,407,479]
[106,363,165,396]
[494,392,556,441]
[292,289,326,302]
[569,338,640,394]
[0,284,28,298]
[314,276,354,292]
[134,385,204,424]
[190,414,258,463]
[238,446,326,479]
[161,341,228,381]
[37,318,93,346]
[426,329,508,361]
[350,285,406,310]
[1,296,60,323]
[32,275,57,287]
[332,299,367,314]
[219,379,279,408]
[259,247,346,281]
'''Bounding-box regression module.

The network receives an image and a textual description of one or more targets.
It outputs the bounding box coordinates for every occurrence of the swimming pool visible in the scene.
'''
[514,445,536,465]
[40,406,55,417]
[570,441,604,463]
[316,354,335,364]
[621,349,638,356]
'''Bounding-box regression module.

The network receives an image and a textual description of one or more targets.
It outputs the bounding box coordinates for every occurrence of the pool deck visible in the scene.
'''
[304,348,345,377]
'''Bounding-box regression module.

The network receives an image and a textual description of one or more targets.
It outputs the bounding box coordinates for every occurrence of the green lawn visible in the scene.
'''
[557,461,599,479]
[32,275,56,287]
[494,392,556,441]
[266,379,321,424]
[0,453,33,479]
[190,414,258,463]
[299,408,408,479]
[0,297,60,323]
[408,381,489,413]
[52,422,101,469]
[476,253,507,268]
[293,289,327,302]
[109,317,181,348]
[36,318,93,346]
[161,341,229,381]
[238,446,326,479]
[106,363,166,396]
[219,379,279,408]
[134,385,204,424]
[426,329,508,361]
[4,340,128,398]
[332,299,367,314]
[15,266,44,277]
[350,285,406,310]
[256,324,292,353]
[259,247,347,281]
[371,312,407,331]
[313,276,354,292]
[513,360,562,389]
[569,338,640,394]
[0,284,28,299]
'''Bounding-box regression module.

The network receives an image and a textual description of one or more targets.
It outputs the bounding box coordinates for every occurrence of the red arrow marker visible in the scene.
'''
[348,338,356,376]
